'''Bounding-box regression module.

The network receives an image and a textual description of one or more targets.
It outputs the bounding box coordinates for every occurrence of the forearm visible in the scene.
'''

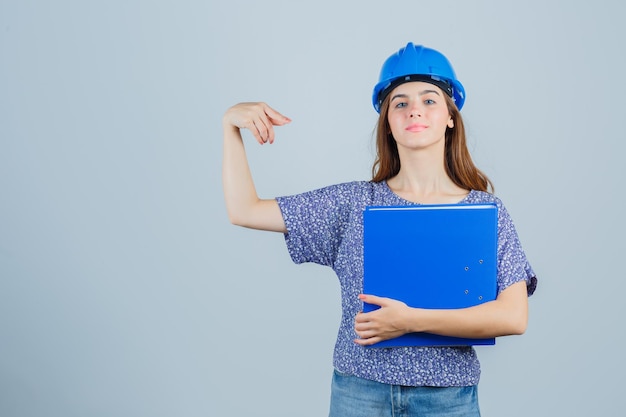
[222,124,286,232]
[408,281,528,338]
[222,124,258,222]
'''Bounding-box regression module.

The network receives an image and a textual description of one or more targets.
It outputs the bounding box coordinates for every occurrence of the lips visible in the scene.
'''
[406,124,428,132]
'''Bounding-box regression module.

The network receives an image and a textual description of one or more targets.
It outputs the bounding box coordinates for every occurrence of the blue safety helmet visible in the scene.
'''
[372,42,465,113]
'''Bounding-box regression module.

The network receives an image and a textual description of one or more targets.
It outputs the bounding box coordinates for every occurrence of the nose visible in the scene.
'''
[409,102,422,118]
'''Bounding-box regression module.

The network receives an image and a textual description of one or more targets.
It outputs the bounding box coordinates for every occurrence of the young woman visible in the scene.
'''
[222,42,537,417]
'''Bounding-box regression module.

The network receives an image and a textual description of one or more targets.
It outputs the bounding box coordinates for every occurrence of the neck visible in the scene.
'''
[387,148,468,204]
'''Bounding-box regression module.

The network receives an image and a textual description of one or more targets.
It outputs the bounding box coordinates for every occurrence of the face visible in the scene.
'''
[386,81,454,152]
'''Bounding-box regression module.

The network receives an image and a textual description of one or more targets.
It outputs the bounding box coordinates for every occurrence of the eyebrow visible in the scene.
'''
[390,89,441,102]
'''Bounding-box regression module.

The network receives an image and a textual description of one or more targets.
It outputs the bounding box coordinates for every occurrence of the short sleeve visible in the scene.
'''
[496,202,538,296]
[275,183,355,267]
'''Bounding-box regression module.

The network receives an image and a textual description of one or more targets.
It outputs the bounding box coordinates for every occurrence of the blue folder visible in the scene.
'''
[362,203,498,348]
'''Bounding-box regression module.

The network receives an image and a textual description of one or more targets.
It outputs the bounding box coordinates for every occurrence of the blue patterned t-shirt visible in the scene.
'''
[276,180,537,387]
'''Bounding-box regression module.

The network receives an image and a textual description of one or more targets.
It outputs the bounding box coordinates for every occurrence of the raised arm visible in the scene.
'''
[222,102,291,232]
[354,280,529,346]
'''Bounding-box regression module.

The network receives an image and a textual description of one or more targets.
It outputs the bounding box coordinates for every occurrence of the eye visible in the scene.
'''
[394,101,407,108]
[424,98,436,105]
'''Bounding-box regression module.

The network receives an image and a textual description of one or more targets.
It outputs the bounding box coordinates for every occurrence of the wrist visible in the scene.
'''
[405,307,428,333]
[222,121,243,140]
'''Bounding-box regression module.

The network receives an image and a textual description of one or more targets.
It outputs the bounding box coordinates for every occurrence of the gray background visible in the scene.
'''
[1,0,624,416]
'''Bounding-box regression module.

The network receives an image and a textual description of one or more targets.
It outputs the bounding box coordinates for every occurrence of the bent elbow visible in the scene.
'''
[510,322,527,336]
[225,201,250,227]
[224,198,262,228]
[508,314,528,336]
[224,199,286,233]
[227,211,247,228]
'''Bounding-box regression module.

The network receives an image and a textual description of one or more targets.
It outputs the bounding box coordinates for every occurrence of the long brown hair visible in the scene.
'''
[371,92,494,193]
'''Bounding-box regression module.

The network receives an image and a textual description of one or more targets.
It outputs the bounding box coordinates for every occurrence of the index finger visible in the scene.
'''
[261,103,291,126]
[359,294,386,306]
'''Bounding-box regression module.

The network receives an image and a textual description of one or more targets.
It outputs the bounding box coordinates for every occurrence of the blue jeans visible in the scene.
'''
[329,370,481,417]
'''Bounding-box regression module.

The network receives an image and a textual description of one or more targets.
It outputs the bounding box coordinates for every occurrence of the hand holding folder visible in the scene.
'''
[362,203,498,348]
